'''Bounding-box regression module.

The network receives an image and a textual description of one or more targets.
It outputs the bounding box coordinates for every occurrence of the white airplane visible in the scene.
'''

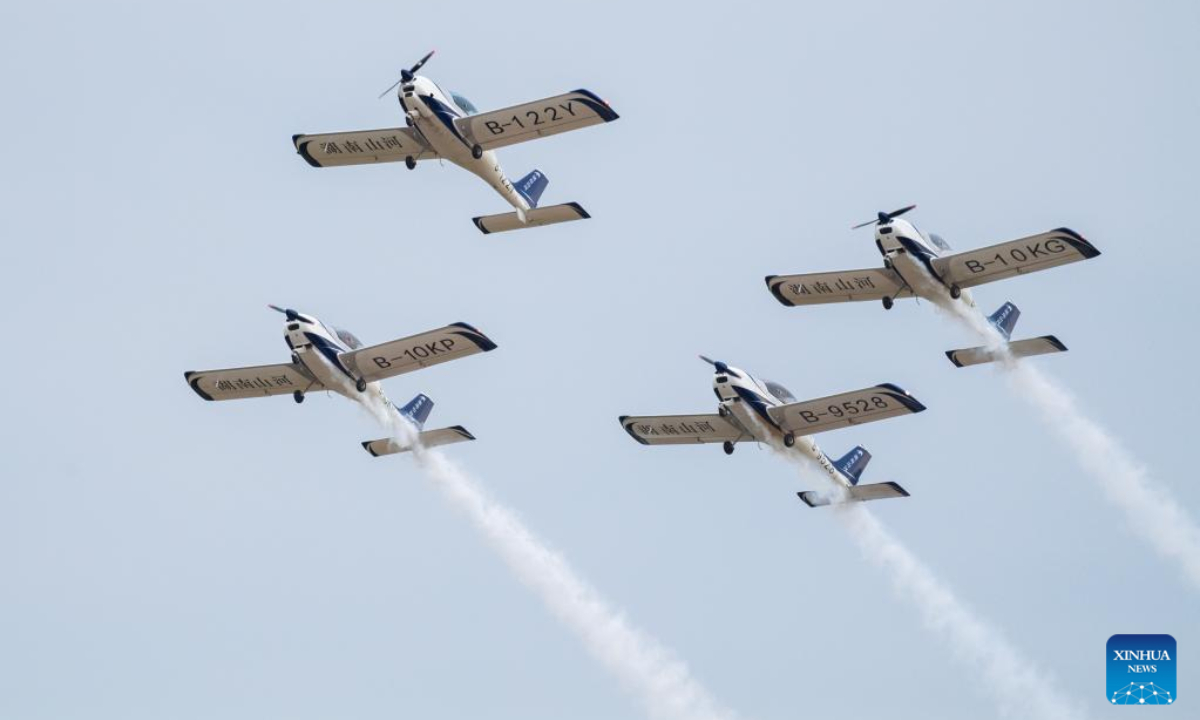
[765,206,1102,367]
[292,51,619,234]
[619,357,927,507]
[184,305,498,456]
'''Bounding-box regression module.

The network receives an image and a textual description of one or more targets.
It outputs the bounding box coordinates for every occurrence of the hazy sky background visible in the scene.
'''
[2,1,1197,718]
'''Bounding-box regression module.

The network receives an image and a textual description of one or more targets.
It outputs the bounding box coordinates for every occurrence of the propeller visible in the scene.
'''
[268,304,303,322]
[699,354,730,375]
[852,204,916,229]
[378,50,436,99]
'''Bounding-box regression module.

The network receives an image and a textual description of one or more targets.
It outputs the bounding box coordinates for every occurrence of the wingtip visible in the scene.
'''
[471,216,492,234]
[766,278,797,307]
[449,322,498,351]
[185,372,215,401]
[294,140,321,167]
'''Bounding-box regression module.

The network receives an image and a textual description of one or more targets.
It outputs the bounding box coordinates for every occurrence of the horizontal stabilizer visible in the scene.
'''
[362,426,475,457]
[472,202,590,234]
[946,335,1067,368]
[797,481,910,508]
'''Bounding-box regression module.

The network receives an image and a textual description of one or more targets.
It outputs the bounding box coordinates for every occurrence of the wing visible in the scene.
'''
[339,322,497,384]
[765,268,914,306]
[931,228,1100,290]
[619,414,747,445]
[184,363,319,401]
[454,89,619,152]
[766,384,926,435]
[292,128,437,168]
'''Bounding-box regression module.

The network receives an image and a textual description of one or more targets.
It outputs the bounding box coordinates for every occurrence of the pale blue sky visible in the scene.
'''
[2,1,1197,718]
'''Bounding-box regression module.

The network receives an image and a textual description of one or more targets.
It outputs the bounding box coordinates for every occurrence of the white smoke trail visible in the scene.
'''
[835,503,1089,720]
[932,289,1200,592]
[357,393,735,720]
[1006,364,1200,591]
[767,442,1087,719]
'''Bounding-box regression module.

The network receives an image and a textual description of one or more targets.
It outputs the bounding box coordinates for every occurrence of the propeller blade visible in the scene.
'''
[698,355,729,374]
[268,304,302,321]
[852,204,917,229]
[409,49,435,75]
[377,77,404,99]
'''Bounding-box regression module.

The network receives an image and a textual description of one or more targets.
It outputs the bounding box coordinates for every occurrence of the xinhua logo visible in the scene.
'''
[1108,634,1177,705]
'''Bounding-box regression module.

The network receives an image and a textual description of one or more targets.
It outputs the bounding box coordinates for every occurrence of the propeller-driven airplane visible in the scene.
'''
[184,305,497,456]
[292,51,619,234]
[619,357,927,507]
[765,206,1102,367]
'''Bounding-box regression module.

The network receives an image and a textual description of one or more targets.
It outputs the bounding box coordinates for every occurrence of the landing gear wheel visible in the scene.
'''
[356,378,367,393]
[883,257,893,270]
[293,391,304,404]
[471,144,483,160]
[950,284,962,299]
[405,155,416,170]
[882,296,894,310]
[718,405,730,418]
[723,441,735,456]
[783,432,796,448]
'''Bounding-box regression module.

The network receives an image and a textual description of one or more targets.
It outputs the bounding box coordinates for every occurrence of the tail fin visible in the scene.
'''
[514,169,549,208]
[398,394,434,429]
[831,446,871,486]
[988,302,1020,340]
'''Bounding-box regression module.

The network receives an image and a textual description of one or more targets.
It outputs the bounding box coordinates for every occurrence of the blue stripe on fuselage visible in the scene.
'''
[733,385,781,430]
[420,95,473,149]
[304,332,354,379]
[896,235,943,280]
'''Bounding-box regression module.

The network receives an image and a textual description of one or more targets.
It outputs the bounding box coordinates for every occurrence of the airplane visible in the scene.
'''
[184,305,498,456]
[619,356,927,507]
[764,206,1102,367]
[292,51,619,234]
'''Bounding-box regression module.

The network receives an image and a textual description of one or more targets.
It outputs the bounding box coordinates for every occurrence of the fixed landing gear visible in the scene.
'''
[356,378,367,392]
[293,390,304,404]
[718,405,730,418]
[883,257,893,270]
[405,155,416,170]
[783,432,795,448]
[471,144,484,160]
[950,284,962,299]
[723,441,735,456]
[882,296,894,310]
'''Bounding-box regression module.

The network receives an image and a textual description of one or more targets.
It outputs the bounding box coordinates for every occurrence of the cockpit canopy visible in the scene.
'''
[922,230,952,252]
[333,327,363,349]
[451,92,478,115]
[763,379,796,403]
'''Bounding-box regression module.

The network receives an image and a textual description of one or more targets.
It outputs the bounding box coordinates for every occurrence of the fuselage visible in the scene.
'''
[711,365,855,489]
[397,76,530,217]
[874,218,976,308]
[282,311,390,405]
